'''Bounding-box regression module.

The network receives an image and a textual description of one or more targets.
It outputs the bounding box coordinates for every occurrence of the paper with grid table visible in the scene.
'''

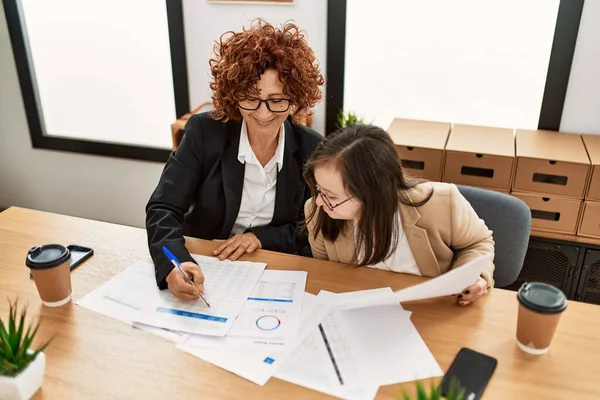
[133,254,266,336]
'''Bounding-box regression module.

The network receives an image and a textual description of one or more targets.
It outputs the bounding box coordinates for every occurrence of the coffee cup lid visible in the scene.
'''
[517,282,567,314]
[26,244,70,270]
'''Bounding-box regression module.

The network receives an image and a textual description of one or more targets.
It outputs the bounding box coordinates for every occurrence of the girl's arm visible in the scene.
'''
[448,184,496,288]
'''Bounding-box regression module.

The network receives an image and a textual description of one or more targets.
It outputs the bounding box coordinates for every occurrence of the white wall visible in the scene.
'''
[183,0,327,134]
[0,3,327,226]
[560,0,600,134]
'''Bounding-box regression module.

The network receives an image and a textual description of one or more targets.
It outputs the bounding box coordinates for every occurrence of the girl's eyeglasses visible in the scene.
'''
[316,187,353,210]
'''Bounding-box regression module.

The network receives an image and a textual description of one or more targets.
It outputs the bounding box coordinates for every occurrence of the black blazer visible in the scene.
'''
[146,112,322,288]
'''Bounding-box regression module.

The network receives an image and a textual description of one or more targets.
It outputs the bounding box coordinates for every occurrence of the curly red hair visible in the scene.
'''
[209,19,324,122]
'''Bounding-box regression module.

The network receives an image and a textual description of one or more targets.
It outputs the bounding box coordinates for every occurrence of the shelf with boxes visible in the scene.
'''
[388,118,600,305]
[387,118,600,242]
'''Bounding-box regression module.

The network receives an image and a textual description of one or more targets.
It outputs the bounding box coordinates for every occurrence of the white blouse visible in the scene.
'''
[230,120,285,236]
[356,213,421,275]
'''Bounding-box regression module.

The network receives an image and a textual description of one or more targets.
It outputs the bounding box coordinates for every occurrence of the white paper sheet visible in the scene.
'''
[315,288,412,389]
[275,291,381,400]
[318,307,371,388]
[134,255,266,336]
[181,270,307,350]
[176,271,309,386]
[317,287,405,310]
[344,254,493,309]
[275,327,379,400]
[339,304,443,385]
[302,288,442,388]
[76,259,189,343]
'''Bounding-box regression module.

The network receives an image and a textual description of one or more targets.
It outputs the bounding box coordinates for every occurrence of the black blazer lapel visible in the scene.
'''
[219,121,245,238]
[272,120,300,225]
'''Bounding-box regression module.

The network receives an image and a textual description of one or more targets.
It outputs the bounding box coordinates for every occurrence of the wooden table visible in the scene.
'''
[1,207,599,399]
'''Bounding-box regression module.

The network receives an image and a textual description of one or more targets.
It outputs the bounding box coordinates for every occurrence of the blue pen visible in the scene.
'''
[162,246,210,308]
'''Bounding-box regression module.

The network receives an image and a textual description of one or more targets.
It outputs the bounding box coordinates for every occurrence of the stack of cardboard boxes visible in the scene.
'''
[388,118,451,181]
[444,124,514,194]
[580,135,600,238]
[512,130,595,238]
[387,118,600,241]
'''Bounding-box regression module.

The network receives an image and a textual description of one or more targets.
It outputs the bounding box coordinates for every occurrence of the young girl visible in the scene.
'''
[303,124,495,305]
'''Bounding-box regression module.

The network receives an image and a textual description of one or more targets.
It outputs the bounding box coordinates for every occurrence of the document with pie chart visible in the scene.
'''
[177,270,307,385]
[181,269,307,350]
[227,269,307,345]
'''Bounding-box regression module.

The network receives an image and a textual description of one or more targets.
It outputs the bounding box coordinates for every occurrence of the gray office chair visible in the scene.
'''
[457,185,531,287]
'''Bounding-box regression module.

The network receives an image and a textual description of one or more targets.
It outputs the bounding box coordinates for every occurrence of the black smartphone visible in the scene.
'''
[66,245,94,270]
[440,348,497,400]
[29,245,93,278]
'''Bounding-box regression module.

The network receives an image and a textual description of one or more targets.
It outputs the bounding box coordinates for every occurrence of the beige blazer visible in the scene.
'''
[305,182,496,287]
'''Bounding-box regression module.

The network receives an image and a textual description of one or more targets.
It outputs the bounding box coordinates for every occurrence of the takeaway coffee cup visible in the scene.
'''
[516,282,567,355]
[26,244,72,307]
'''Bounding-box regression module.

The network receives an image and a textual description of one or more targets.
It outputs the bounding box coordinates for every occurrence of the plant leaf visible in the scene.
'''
[13,308,26,357]
[8,300,17,348]
[19,324,39,366]
[0,319,10,348]
[431,381,440,400]
[16,309,26,346]
[1,299,51,375]
[36,337,53,354]
[456,386,466,400]
[416,382,426,400]
[1,336,14,360]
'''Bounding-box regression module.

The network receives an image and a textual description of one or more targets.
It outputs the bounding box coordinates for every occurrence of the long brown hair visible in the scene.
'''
[304,124,432,266]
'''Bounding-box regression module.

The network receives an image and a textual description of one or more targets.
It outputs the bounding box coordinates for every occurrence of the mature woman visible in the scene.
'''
[304,124,495,306]
[146,20,324,299]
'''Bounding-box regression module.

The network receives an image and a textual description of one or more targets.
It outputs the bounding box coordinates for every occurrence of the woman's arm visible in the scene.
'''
[146,115,206,289]
[448,184,496,288]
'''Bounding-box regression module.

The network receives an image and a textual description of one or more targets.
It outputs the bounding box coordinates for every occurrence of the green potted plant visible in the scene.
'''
[0,300,51,400]
[335,109,364,130]
[400,379,465,400]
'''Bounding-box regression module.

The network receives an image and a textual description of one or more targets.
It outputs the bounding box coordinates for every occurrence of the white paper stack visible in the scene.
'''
[77,253,492,399]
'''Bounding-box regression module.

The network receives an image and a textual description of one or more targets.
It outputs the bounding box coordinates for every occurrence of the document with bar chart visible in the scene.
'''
[133,255,267,337]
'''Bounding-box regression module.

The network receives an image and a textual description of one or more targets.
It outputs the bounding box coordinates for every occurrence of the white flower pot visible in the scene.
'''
[0,351,46,400]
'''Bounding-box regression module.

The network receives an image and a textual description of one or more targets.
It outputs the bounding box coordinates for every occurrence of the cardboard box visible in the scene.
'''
[514,130,591,198]
[387,118,450,181]
[578,201,600,238]
[443,124,515,190]
[512,191,583,234]
[170,102,215,150]
[582,134,600,201]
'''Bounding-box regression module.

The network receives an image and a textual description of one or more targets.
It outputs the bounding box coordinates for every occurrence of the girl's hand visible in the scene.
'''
[456,276,488,306]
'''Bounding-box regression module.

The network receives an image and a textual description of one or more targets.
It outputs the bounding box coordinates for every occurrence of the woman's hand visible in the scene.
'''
[456,276,488,306]
[166,262,205,301]
[213,233,262,261]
